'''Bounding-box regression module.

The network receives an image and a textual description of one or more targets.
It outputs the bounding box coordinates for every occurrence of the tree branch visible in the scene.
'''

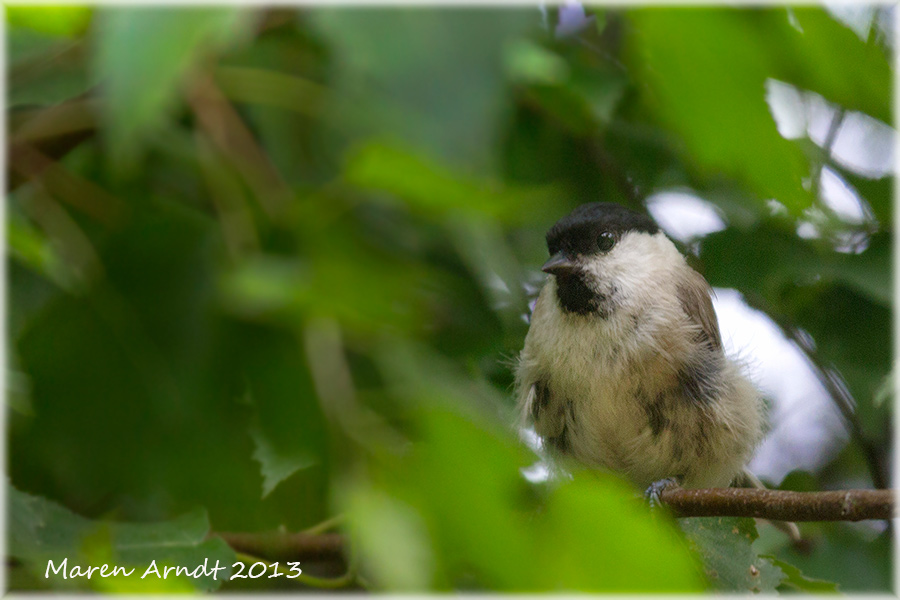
[659,487,894,522]
[216,488,893,563]
[215,531,345,563]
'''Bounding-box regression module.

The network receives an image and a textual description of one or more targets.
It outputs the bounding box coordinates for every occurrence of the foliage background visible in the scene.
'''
[6,4,893,593]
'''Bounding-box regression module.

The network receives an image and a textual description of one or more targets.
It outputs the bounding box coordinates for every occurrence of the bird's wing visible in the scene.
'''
[676,268,723,351]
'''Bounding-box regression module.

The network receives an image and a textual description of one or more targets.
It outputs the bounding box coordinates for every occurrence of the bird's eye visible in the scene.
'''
[596,232,616,253]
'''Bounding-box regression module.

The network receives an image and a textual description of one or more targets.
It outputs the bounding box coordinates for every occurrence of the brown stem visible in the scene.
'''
[215,531,345,563]
[9,142,124,226]
[659,487,894,522]
[186,71,292,218]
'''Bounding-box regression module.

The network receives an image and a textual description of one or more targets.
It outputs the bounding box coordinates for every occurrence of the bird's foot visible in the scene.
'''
[644,477,680,510]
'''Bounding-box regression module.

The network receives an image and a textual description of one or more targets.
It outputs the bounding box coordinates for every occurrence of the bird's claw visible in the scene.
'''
[644,477,680,510]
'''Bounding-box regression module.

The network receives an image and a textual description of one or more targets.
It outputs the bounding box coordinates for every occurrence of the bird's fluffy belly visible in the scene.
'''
[537,338,690,487]
[523,301,753,489]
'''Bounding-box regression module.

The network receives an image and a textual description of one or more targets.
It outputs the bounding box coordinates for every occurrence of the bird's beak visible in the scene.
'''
[542,252,578,276]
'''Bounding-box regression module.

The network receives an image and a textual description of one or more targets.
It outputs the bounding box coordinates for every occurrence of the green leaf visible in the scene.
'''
[7,6,92,37]
[238,326,327,499]
[828,232,891,307]
[504,39,570,85]
[310,8,538,173]
[680,517,785,592]
[220,244,434,334]
[344,484,436,591]
[626,9,812,214]
[400,408,540,590]
[215,65,330,117]
[344,401,704,592]
[344,140,555,224]
[250,425,317,498]
[8,28,93,107]
[785,8,890,125]
[839,169,892,225]
[444,217,528,330]
[763,555,840,593]
[775,525,891,592]
[873,371,892,409]
[9,483,235,592]
[701,222,892,314]
[92,7,249,172]
[514,50,627,136]
[7,214,68,287]
[537,474,706,592]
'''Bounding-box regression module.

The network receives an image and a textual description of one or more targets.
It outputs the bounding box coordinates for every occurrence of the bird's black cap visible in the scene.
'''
[546,202,659,257]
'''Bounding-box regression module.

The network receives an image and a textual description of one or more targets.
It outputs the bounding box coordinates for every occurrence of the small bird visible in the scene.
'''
[516,202,765,492]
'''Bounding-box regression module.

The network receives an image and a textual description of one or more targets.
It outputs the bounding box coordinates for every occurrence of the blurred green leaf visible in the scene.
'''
[513,46,628,137]
[568,67,628,126]
[8,28,93,107]
[345,484,436,590]
[702,223,891,308]
[213,22,343,187]
[92,7,249,171]
[221,242,435,334]
[445,217,528,331]
[215,65,329,118]
[777,470,821,493]
[310,8,538,173]
[522,84,599,134]
[7,6,92,37]
[504,39,570,85]
[7,213,67,287]
[345,140,555,224]
[786,284,891,442]
[537,474,706,592]
[394,408,539,590]
[680,517,785,592]
[701,223,820,296]
[7,5,892,593]
[872,371,892,409]
[626,9,812,214]
[828,232,891,307]
[346,403,704,592]
[840,168,892,225]
[786,8,890,125]
[9,484,235,592]
[220,256,303,316]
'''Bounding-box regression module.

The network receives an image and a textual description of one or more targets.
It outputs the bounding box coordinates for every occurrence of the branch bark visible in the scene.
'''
[216,488,893,564]
[215,531,345,563]
[659,487,894,522]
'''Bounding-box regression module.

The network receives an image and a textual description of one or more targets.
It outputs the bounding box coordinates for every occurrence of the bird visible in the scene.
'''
[515,202,765,493]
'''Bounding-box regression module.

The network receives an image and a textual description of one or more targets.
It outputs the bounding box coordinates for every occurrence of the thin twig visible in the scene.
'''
[809,106,845,200]
[186,71,293,218]
[302,514,346,537]
[216,531,345,563]
[10,142,125,226]
[784,328,888,492]
[742,294,889,492]
[11,99,97,144]
[659,486,894,522]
